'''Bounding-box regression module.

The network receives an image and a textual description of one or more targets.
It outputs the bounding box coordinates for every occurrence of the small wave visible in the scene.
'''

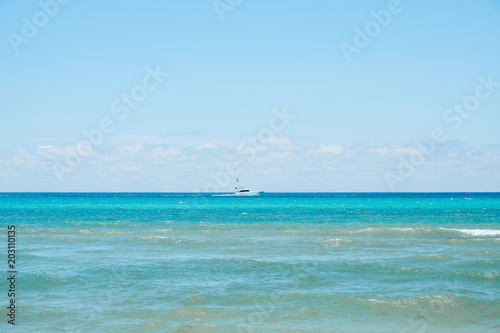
[417,254,446,261]
[451,270,500,281]
[354,227,434,234]
[138,236,178,243]
[353,227,500,237]
[138,236,215,246]
[318,237,352,244]
[140,236,175,240]
[444,228,500,237]
[165,306,207,319]
[361,294,460,310]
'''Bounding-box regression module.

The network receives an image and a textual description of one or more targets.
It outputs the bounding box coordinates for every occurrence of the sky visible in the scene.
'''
[1,0,499,192]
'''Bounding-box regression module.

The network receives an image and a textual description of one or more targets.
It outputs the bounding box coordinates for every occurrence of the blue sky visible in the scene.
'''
[1,0,499,192]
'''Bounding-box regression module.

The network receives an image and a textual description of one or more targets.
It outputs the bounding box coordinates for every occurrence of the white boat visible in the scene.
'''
[234,178,263,196]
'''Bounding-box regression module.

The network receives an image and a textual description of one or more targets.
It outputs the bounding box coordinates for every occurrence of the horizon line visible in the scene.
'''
[1,191,499,194]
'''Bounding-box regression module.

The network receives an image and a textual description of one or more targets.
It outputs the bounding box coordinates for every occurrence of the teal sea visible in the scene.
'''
[1,192,499,332]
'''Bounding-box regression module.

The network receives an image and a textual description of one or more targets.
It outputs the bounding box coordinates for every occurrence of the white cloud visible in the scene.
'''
[344,150,355,158]
[391,146,415,155]
[309,145,344,155]
[118,141,144,155]
[36,144,87,157]
[151,147,181,156]
[121,164,143,172]
[252,151,295,164]
[13,149,36,166]
[267,136,291,146]
[369,148,389,156]
[194,143,217,150]
[3,139,500,191]
[110,135,171,145]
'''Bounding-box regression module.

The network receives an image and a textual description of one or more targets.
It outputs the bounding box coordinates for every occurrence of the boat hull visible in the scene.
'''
[234,191,263,196]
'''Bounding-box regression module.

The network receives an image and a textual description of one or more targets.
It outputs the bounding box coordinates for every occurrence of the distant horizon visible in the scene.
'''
[2,191,499,194]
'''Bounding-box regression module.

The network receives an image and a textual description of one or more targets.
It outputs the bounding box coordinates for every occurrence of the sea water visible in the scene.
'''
[0,192,499,332]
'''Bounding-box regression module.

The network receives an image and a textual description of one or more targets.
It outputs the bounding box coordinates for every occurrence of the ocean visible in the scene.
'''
[1,192,499,332]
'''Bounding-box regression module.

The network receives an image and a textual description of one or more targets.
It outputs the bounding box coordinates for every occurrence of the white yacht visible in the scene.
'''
[234,178,263,196]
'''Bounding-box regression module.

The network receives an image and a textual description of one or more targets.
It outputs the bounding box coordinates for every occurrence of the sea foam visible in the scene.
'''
[445,228,500,236]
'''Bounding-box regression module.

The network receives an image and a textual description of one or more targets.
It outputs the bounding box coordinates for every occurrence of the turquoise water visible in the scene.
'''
[1,193,499,332]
